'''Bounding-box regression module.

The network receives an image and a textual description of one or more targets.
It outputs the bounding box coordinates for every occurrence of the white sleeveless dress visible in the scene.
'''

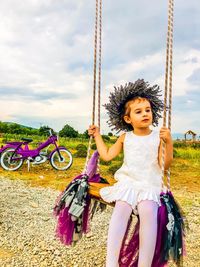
[99,130,162,214]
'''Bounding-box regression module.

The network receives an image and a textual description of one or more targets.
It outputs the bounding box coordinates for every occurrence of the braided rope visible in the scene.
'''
[162,0,174,191]
[97,0,102,173]
[168,0,174,132]
[166,0,174,189]
[98,0,102,129]
[83,0,102,174]
[92,0,99,126]
[83,0,99,173]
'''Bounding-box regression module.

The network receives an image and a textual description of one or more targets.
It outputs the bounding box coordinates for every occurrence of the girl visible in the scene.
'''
[88,79,173,267]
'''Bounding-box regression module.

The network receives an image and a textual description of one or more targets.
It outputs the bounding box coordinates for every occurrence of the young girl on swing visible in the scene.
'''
[88,79,173,267]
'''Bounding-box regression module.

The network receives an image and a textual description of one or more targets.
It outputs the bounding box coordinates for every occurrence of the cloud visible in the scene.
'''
[187,68,200,86]
[0,86,78,101]
[0,0,199,134]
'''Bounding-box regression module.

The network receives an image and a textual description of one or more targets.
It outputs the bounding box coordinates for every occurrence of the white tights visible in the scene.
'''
[106,200,158,267]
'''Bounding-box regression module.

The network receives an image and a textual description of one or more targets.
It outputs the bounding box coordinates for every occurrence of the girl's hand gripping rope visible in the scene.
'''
[159,127,173,170]
[159,127,172,144]
[88,125,100,138]
[88,125,123,161]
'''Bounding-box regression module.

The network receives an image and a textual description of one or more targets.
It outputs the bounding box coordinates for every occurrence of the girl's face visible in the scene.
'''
[123,98,153,129]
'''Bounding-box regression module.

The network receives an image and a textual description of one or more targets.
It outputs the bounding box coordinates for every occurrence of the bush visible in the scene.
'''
[173,142,187,148]
[91,143,97,150]
[108,162,122,175]
[191,142,200,149]
[102,135,110,141]
[100,159,111,166]
[173,141,200,149]
[173,149,178,158]
[74,143,88,158]
[113,154,124,162]
[74,148,87,158]
[76,144,87,151]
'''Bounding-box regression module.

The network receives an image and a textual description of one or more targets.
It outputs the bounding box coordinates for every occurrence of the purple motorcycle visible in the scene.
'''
[0,129,73,171]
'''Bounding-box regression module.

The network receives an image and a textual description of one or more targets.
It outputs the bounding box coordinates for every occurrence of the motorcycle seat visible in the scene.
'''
[21,138,33,143]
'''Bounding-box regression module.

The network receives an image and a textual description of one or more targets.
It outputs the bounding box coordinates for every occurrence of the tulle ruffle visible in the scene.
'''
[100,181,161,213]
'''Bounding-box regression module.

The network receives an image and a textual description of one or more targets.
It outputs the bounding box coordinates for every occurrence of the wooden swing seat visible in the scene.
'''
[88,182,115,207]
[88,182,109,198]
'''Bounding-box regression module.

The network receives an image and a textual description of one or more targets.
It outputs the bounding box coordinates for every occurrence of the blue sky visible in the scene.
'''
[0,0,199,135]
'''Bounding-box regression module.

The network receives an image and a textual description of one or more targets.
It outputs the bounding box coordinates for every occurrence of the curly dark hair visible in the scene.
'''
[104,79,164,132]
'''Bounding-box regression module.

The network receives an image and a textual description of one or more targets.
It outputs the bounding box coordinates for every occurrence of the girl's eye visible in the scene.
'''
[136,111,141,114]
[146,109,151,112]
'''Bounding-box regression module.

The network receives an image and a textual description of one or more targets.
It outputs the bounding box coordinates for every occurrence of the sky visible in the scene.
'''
[0,0,199,135]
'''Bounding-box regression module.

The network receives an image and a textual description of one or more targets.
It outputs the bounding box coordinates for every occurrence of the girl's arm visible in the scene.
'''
[88,125,125,161]
[158,127,173,170]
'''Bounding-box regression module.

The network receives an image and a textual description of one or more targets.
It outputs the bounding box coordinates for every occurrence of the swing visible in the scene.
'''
[54,0,187,265]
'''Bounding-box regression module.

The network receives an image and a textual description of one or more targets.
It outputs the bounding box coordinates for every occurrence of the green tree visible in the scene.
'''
[0,121,8,133]
[39,125,51,136]
[82,130,90,139]
[59,124,79,138]
[31,128,40,135]
[8,123,21,134]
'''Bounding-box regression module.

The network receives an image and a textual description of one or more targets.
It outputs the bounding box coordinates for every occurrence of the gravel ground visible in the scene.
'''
[0,177,199,267]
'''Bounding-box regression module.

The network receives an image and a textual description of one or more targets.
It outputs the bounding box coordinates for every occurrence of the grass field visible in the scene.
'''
[0,136,199,192]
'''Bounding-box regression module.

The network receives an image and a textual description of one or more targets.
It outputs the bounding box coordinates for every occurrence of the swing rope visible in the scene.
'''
[97,0,102,173]
[98,0,102,130]
[83,0,102,175]
[162,0,174,192]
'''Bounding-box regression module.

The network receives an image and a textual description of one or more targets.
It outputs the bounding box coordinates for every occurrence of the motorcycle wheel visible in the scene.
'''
[50,148,73,170]
[0,148,23,171]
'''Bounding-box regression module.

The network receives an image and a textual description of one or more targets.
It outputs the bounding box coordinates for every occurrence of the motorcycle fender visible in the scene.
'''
[48,146,66,159]
[0,144,16,154]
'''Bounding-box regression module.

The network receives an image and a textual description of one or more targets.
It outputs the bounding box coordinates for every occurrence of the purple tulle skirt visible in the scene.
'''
[119,191,187,267]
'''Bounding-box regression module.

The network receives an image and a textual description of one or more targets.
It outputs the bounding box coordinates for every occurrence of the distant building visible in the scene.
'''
[184,130,197,141]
